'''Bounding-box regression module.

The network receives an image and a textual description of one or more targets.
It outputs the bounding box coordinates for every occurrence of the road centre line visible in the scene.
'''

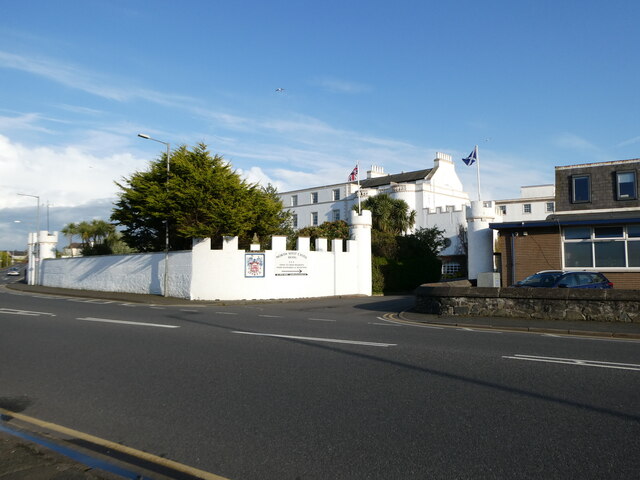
[215,311,238,315]
[308,318,336,322]
[0,308,56,317]
[258,314,282,318]
[76,317,179,329]
[503,354,640,371]
[232,331,396,347]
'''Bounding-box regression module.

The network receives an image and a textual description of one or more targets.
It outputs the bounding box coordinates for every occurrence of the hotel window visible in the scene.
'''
[311,192,318,204]
[332,189,340,201]
[523,203,532,214]
[498,205,507,215]
[563,225,640,268]
[291,195,298,207]
[571,175,591,203]
[292,214,298,229]
[546,202,555,213]
[311,212,318,226]
[332,209,340,221]
[616,171,637,200]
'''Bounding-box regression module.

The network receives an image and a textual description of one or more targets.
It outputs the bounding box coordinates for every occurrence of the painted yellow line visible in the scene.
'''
[0,408,231,480]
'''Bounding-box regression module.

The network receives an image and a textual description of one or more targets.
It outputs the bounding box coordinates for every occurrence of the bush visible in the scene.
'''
[372,257,387,294]
[370,226,444,293]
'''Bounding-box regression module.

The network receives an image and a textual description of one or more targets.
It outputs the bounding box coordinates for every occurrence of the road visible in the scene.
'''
[1,286,639,479]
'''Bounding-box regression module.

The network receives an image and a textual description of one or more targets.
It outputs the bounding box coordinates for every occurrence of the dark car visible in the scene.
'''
[513,270,613,289]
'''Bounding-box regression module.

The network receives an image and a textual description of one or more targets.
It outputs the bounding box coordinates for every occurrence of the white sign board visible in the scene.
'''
[275,252,308,276]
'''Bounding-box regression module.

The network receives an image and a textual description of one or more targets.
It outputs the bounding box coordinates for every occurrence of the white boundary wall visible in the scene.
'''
[39,211,372,301]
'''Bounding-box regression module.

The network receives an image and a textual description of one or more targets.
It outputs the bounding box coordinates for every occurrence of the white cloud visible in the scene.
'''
[616,135,640,148]
[0,50,195,106]
[0,134,146,209]
[554,133,599,152]
[312,77,373,94]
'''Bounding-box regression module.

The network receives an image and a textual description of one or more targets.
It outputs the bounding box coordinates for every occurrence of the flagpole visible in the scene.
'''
[357,160,362,213]
[475,145,481,201]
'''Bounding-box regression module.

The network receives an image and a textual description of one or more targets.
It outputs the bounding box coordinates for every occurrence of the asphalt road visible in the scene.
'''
[1,286,639,479]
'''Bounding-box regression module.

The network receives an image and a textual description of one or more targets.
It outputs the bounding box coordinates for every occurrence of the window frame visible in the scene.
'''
[332,188,340,201]
[311,211,318,226]
[562,224,640,270]
[616,170,637,201]
[523,203,532,214]
[571,175,591,204]
[546,202,555,213]
[291,195,298,207]
[311,192,319,204]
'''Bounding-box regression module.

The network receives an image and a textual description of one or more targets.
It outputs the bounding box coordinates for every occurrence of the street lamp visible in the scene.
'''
[17,193,40,285]
[138,133,171,297]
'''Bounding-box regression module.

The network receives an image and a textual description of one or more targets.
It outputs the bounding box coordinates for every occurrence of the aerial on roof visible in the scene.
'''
[357,169,433,188]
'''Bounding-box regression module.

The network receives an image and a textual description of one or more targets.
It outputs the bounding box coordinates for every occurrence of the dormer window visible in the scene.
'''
[616,171,637,200]
[571,175,591,203]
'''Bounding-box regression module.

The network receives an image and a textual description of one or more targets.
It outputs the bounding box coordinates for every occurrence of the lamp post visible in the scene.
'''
[138,133,171,297]
[18,193,40,285]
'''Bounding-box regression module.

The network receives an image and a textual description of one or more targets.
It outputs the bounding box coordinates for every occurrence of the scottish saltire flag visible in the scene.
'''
[462,146,477,166]
[348,165,358,181]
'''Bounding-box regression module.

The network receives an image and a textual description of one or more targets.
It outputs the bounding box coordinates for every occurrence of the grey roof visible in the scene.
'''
[358,168,432,188]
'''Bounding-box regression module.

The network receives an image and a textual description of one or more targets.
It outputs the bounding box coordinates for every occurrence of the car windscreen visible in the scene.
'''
[519,272,563,287]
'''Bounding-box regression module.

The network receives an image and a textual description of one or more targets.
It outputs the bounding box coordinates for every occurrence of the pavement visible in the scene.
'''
[2,281,640,479]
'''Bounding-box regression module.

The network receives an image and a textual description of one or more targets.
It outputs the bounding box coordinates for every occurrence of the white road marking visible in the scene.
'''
[232,331,396,347]
[76,317,179,329]
[308,318,336,322]
[0,308,56,317]
[369,322,402,327]
[215,312,238,315]
[258,314,282,318]
[378,315,443,329]
[503,354,640,371]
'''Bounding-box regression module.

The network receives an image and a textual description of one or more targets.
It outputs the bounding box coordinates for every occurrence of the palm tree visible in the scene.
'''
[356,194,416,235]
[61,222,78,256]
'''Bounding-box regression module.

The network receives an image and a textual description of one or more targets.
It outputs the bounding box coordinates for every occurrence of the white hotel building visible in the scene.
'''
[278,152,472,273]
[278,152,556,278]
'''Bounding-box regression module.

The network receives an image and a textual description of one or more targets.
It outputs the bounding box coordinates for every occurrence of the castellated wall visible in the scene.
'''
[38,211,372,301]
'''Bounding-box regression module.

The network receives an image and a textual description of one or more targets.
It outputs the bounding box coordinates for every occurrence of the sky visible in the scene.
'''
[1,0,639,250]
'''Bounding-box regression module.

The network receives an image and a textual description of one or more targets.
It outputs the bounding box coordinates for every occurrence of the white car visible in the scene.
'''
[6,267,20,276]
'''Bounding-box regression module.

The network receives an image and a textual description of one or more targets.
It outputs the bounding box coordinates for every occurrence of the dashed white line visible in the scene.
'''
[76,317,179,329]
[232,331,396,347]
[308,318,336,322]
[0,308,56,317]
[215,312,238,315]
[258,314,282,318]
[503,354,640,371]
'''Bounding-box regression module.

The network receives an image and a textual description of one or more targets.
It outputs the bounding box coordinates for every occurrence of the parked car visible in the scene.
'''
[6,267,20,276]
[513,270,613,289]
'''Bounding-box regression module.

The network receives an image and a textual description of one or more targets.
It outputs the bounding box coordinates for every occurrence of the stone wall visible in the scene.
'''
[415,285,640,323]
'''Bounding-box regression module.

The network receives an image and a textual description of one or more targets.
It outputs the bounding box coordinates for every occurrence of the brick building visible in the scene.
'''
[491,159,640,289]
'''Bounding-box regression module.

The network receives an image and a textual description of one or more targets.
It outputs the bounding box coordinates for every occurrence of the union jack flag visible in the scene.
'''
[348,165,358,182]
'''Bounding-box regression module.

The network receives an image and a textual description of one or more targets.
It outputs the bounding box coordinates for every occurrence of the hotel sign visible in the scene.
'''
[274,252,308,276]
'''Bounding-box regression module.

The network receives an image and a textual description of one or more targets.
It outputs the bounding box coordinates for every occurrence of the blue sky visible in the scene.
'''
[1,0,639,249]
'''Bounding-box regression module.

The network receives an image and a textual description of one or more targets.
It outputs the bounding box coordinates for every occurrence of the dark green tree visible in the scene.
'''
[112,143,290,251]
[292,220,350,250]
